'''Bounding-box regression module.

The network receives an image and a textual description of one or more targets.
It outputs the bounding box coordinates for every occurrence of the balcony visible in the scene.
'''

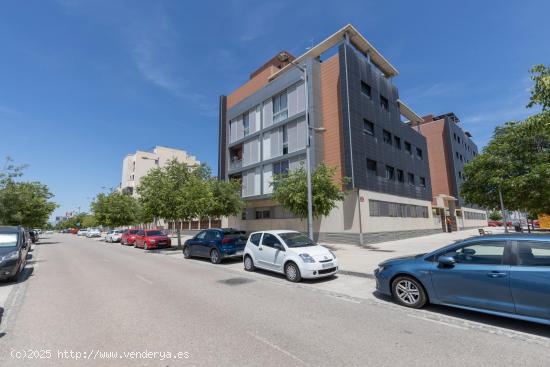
[229,157,242,170]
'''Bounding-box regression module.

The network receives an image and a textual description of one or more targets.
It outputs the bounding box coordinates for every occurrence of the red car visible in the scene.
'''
[121,228,141,246]
[134,229,172,250]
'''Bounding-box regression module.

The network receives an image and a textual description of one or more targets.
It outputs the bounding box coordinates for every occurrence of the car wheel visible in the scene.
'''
[391,276,427,309]
[210,249,221,264]
[285,262,301,282]
[244,255,255,271]
[183,246,191,259]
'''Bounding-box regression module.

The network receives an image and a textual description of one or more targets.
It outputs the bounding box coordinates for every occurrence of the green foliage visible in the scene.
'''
[0,157,57,228]
[527,64,550,110]
[81,214,98,228]
[271,163,348,219]
[461,111,550,214]
[137,160,243,222]
[488,210,502,221]
[91,191,141,227]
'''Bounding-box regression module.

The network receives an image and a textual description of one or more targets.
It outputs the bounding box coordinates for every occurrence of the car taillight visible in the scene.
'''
[222,238,232,244]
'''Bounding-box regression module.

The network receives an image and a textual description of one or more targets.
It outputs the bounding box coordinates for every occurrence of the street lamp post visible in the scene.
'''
[277,52,318,240]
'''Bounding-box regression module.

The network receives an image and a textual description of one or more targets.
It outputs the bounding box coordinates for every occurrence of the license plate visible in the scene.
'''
[322,262,334,269]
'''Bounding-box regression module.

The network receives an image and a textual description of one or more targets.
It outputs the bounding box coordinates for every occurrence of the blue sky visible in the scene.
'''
[0,0,548,219]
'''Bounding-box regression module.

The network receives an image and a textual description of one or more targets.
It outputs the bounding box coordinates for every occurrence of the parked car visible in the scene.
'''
[374,234,550,325]
[121,228,141,246]
[86,228,101,238]
[28,230,38,243]
[134,229,171,250]
[0,226,30,282]
[77,229,88,236]
[105,230,124,243]
[183,228,247,264]
[243,230,338,282]
[488,220,502,227]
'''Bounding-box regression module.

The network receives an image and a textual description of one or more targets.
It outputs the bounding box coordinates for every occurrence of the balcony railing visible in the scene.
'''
[229,158,242,170]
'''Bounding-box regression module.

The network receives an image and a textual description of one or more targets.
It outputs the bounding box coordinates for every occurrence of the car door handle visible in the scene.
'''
[259,247,262,251]
[487,271,507,278]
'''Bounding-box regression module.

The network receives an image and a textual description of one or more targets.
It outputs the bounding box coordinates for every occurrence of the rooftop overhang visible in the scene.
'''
[269,24,398,81]
[398,99,423,125]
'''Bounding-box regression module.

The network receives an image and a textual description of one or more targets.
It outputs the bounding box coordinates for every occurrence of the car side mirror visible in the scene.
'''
[274,243,285,251]
[438,256,456,267]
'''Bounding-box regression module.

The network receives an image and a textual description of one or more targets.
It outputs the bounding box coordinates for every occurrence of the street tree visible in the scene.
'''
[462,64,550,220]
[271,163,348,221]
[488,211,502,221]
[0,157,57,228]
[91,191,141,228]
[206,178,244,220]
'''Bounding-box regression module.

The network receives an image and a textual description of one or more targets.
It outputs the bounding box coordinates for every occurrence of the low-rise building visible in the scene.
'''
[120,146,199,197]
[218,24,443,244]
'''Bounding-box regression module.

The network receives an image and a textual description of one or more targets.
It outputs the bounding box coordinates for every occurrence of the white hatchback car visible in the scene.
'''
[243,230,338,282]
[105,229,124,243]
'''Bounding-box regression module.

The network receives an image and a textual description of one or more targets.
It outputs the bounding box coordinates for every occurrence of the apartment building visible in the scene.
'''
[218,24,442,244]
[417,113,488,230]
[120,146,199,197]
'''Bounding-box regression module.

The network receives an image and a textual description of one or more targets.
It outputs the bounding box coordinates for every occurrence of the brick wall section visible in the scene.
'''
[419,119,452,197]
[227,65,277,109]
[320,54,344,186]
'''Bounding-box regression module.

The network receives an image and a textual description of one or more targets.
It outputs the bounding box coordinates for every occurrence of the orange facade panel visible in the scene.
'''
[227,65,277,109]
[320,55,344,185]
[419,120,453,199]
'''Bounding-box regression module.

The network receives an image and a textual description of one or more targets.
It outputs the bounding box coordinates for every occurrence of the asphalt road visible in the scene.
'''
[0,234,548,367]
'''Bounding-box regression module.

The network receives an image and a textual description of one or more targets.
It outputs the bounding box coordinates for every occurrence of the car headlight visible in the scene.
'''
[329,250,337,259]
[299,253,316,263]
[2,251,19,261]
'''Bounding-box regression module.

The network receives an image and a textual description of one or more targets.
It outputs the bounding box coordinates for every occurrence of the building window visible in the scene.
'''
[385,165,395,180]
[273,160,289,175]
[363,119,374,135]
[416,148,423,159]
[397,169,404,183]
[282,125,288,155]
[366,159,377,176]
[255,210,271,219]
[380,95,389,111]
[369,199,429,218]
[408,172,415,186]
[405,141,412,155]
[241,211,247,220]
[394,136,401,150]
[419,177,426,187]
[243,112,250,136]
[464,211,487,220]
[361,81,372,99]
[273,91,288,123]
[383,130,392,145]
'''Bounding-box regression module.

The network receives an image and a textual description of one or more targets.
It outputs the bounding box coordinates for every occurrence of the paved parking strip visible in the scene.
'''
[0,234,548,367]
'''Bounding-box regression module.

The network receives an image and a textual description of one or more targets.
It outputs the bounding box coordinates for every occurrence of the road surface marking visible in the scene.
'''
[408,314,468,330]
[246,331,310,366]
[135,274,153,284]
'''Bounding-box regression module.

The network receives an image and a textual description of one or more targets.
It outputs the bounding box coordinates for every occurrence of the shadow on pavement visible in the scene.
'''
[35,241,60,245]
[372,291,550,338]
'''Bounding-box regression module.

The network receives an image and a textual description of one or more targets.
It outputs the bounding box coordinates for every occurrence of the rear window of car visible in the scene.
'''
[0,233,18,248]
[146,231,164,236]
[223,230,246,239]
[129,230,139,234]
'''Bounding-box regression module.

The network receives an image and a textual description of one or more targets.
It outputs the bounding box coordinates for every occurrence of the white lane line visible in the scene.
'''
[246,331,310,366]
[135,274,153,284]
[407,314,468,330]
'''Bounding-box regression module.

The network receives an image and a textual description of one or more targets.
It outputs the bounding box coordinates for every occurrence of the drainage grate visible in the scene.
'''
[217,277,255,286]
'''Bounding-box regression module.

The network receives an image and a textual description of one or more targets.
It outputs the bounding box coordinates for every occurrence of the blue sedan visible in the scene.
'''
[374,234,550,325]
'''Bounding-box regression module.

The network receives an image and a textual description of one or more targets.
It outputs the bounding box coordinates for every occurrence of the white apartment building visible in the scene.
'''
[120,146,200,197]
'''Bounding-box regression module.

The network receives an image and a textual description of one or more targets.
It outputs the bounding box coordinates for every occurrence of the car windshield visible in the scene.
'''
[223,230,245,239]
[0,233,18,248]
[146,231,163,236]
[279,233,316,248]
[129,230,139,234]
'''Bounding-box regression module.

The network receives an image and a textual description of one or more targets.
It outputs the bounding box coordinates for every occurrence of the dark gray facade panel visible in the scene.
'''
[338,43,432,201]
[218,95,227,180]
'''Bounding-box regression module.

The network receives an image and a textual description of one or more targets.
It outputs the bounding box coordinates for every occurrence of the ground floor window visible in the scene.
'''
[369,199,429,218]
[464,211,487,220]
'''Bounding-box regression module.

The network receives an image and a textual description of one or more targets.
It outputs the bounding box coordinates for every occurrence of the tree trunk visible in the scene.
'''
[177,227,182,248]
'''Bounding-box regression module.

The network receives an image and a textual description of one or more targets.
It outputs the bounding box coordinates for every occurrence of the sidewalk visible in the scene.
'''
[320,227,506,276]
